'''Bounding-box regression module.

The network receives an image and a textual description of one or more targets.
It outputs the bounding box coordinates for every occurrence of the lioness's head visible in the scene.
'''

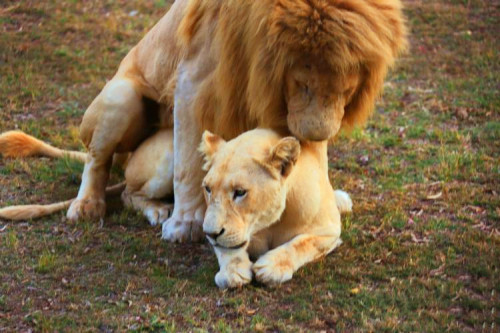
[199,129,300,249]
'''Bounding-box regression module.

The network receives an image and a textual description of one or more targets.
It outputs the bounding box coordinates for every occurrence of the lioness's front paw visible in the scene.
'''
[215,260,253,289]
[161,211,204,243]
[253,253,294,285]
[67,198,106,221]
[144,204,173,226]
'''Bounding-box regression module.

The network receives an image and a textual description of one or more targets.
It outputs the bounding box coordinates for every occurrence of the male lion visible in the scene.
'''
[199,129,353,288]
[24,0,407,242]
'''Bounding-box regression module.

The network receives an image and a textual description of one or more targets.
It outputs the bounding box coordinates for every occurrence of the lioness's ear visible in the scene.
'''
[267,137,300,178]
[199,131,226,170]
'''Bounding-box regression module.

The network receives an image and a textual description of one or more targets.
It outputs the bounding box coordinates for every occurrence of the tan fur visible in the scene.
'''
[0,184,125,221]
[0,130,174,225]
[0,200,74,221]
[200,129,352,288]
[18,0,405,243]
[179,0,407,137]
[0,131,87,161]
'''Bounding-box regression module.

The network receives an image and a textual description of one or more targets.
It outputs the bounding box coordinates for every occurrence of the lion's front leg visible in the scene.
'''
[212,246,253,289]
[253,233,342,285]
[161,63,208,243]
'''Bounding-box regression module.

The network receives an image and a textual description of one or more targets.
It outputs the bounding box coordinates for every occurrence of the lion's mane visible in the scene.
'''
[177,0,407,139]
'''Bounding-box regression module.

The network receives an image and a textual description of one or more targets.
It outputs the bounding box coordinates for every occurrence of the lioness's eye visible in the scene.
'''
[204,186,211,194]
[233,189,247,200]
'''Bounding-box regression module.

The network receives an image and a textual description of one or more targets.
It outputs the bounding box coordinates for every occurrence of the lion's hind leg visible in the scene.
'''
[121,190,173,226]
[122,128,175,226]
[67,77,150,221]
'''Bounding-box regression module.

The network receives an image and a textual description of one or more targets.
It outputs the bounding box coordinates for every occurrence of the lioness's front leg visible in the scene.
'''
[212,245,253,289]
[161,62,209,242]
[253,233,342,285]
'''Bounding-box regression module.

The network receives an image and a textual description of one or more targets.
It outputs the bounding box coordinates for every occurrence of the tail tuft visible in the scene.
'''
[0,131,44,157]
[0,130,87,162]
[334,190,353,214]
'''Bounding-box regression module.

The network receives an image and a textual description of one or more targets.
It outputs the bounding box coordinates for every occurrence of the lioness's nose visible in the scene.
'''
[205,228,225,240]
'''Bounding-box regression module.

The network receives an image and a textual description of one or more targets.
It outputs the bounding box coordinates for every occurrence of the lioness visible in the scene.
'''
[199,129,352,288]
[1,127,351,289]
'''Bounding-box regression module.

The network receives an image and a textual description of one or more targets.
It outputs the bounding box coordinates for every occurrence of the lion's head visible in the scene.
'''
[266,0,408,140]
[179,0,407,141]
[199,129,300,249]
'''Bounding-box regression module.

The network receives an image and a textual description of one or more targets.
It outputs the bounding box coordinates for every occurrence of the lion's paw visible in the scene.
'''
[215,259,253,289]
[253,253,294,285]
[67,198,106,221]
[144,204,173,226]
[161,215,204,243]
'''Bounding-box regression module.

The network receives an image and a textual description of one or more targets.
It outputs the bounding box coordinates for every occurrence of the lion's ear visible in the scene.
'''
[267,137,300,178]
[199,131,226,170]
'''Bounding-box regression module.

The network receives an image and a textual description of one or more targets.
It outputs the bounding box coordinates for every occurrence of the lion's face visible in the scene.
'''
[284,59,360,141]
[199,130,300,250]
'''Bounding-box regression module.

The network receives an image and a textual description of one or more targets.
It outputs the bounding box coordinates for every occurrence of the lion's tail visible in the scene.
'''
[0,200,74,221]
[0,182,126,221]
[334,190,353,214]
[0,130,87,162]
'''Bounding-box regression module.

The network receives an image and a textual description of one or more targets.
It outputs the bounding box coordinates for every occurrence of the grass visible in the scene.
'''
[1,0,499,331]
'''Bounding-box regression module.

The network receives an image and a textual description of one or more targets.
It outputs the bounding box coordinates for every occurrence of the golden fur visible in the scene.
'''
[6,0,406,243]
[0,128,353,290]
[179,0,407,138]
[199,129,352,288]
[0,130,174,224]
[0,131,87,161]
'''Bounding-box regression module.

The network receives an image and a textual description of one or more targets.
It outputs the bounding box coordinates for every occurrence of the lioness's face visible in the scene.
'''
[200,130,300,250]
[285,59,360,141]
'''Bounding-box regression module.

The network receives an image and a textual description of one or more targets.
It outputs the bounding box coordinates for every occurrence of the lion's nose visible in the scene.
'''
[205,228,225,240]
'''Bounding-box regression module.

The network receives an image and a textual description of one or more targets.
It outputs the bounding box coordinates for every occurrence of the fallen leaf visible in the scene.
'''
[426,192,442,200]
[411,233,430,244]
[246,308,258,315]
[456,107,468,119]
[357,155,369,166]
[429,264,445,277]
[465,205,483,213]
